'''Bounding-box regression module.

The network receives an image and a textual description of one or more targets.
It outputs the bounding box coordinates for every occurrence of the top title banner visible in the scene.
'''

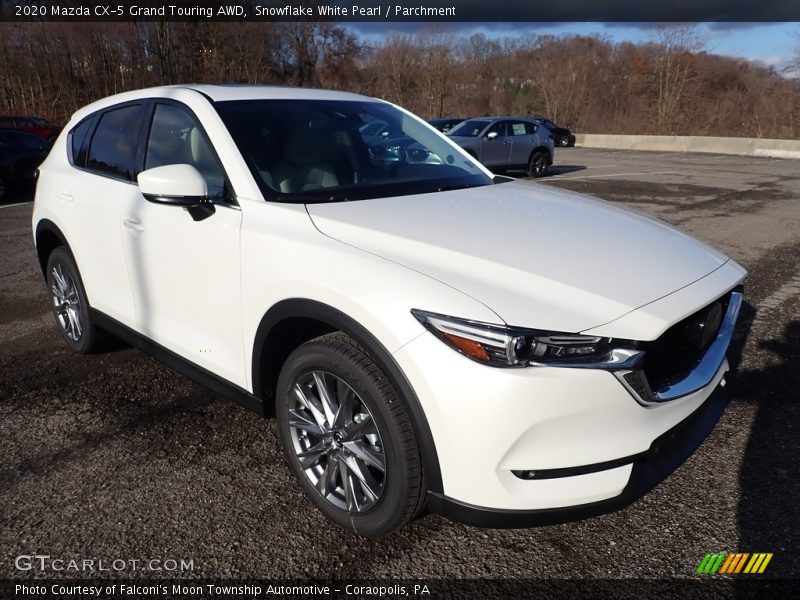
[2,0,799,21]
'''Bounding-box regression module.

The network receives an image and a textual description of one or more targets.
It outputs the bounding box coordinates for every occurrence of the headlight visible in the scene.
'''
[411,309,640,368]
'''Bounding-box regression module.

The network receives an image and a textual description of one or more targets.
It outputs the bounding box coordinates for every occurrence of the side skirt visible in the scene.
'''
[92,309,266,418]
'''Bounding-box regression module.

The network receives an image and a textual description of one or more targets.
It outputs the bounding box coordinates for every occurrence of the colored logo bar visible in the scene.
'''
[697,552,773,574]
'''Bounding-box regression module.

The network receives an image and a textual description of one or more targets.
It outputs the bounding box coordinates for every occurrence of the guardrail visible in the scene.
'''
[574,134,800,160]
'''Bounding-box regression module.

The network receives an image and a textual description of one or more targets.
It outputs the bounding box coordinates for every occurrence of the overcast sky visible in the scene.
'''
[347,22,800,74]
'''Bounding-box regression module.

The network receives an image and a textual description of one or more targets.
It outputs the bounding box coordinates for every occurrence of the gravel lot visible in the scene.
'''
[1,148,798,581]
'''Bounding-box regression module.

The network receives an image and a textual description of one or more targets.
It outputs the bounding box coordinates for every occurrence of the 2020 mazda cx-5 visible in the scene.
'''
[447,116,554,177]
[33,85,745,536]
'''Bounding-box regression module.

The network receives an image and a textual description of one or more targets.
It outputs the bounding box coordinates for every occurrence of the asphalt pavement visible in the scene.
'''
[1,148,798,581]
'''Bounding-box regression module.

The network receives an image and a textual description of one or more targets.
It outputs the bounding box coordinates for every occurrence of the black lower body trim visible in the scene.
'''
[92,309,266,417]
[427,383,729,528]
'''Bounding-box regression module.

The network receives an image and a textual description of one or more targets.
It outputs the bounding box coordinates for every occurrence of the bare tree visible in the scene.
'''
[0,23,797,140]
[419,33,455,117]
[647,25,707,134]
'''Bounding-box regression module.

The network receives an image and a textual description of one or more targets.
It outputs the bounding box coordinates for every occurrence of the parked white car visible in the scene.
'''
[33,85,746,536]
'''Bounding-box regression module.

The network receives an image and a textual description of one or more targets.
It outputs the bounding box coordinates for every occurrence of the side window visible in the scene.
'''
[17,133,49,151]
[0,118,15,128]
[486,121,507,137]
[509,121,531,136]
[145,103,225,200]
[86,105,143,181]
[69,117,94,167]
[0,131,17,149]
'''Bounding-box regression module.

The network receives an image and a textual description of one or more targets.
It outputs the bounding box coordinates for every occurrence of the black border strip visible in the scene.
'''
[3,0,800,22]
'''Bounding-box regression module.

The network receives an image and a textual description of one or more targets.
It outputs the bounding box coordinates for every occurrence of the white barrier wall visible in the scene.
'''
[574,134,800,160]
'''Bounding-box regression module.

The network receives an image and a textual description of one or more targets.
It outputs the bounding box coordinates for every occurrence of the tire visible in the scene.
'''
[558,136,570,147]
[46,247,103,353]
[276,332,426,536]
[527,151,548,178]
[0,175,5,203]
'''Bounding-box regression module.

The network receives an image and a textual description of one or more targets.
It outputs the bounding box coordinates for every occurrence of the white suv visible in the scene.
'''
[33,85,746,536]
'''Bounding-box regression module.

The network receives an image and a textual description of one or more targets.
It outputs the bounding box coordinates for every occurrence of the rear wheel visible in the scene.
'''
[558,136,570,147]
[528,151,548,178]
[276,332,425,536]
[46,247,103,353]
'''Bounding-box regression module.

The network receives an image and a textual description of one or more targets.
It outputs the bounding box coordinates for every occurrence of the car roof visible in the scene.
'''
[0,127,36,133]
[178,84,376,103]
[83,84,376,107]
[0,128,47,139]
[463,116,536,122]
[68,84,385,126]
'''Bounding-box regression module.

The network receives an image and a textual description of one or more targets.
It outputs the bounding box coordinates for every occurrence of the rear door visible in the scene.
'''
[507,120,538,166]
[59,103,143,326]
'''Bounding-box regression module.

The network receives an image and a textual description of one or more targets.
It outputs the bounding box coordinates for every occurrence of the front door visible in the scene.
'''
[479,121,512,167]
[121,102,246,387]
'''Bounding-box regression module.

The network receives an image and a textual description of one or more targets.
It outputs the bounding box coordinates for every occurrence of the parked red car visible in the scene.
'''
[0,116,61,142]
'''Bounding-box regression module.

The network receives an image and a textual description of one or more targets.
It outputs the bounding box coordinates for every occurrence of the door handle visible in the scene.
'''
[56,192,73,203]
[123,218,144,232]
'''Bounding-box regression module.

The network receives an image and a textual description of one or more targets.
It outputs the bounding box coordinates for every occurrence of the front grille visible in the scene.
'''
[642,292,731,393]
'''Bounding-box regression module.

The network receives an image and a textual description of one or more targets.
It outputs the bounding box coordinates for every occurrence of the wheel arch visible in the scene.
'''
[35,219,73,279]
[252,298,443,494]
[530,146,554,165]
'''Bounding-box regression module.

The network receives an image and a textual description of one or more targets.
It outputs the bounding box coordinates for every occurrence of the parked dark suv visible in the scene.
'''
[0,129,51,202]
[428,118,464,133]
[447,117,554,177]
[533,116,575,147]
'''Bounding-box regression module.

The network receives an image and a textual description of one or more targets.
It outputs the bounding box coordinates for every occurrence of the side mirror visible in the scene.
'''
[485,131,498,141]
[137,164,208,206]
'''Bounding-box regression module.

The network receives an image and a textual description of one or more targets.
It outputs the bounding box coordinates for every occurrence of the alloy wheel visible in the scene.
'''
[51,263,82,341]
[533,154,546,176]
[288,370,386,512]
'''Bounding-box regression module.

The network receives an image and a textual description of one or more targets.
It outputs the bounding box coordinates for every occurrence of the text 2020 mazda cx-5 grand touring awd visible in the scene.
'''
[33,85,745,536]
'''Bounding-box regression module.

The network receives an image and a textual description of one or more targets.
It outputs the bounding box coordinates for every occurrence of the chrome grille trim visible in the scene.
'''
[614,290,743,405]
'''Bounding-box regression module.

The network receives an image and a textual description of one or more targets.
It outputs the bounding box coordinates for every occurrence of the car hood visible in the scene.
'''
[305,181,729,333]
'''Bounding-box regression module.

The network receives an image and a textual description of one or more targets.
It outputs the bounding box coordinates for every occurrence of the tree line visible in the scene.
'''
[1,22,798,139]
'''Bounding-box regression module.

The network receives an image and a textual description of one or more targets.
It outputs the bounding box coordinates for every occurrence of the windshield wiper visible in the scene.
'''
[275,193,351,204]
[435,182,489,192]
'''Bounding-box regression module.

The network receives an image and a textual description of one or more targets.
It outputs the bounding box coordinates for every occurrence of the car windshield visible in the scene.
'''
[358,120,386,136]
[448,119,491,137]
[214,99,493,203]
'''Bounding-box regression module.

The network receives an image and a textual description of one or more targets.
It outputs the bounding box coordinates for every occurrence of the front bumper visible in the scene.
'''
[394,329,731,513]
[392,274,744,522]
[425,382,728,527]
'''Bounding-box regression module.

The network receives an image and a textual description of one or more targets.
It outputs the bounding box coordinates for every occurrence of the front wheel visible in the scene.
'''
[276,332,425,536]
[527,151,549,178]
